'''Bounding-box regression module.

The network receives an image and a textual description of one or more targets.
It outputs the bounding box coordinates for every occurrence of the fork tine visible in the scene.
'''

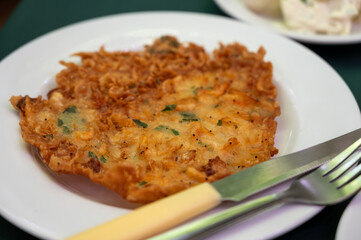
[327,150,361,182]
[337,174,361,198]
[334,161,361,188]
[321,138,361,175]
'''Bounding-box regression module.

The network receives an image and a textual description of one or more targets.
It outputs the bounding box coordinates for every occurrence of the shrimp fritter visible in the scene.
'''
[10,36,280,203]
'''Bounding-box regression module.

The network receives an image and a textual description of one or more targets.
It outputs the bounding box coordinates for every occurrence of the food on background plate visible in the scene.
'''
[243,0,282,18]
[244,0,361,35]
[10,36,280,204]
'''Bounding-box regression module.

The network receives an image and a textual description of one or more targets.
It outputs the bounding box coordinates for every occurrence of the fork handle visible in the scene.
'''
[150,192,287,240]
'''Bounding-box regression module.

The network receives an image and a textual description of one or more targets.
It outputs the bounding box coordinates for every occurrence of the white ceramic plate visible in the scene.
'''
[0,12,360,240]
[336,192,361,240]
[214,0,361,44]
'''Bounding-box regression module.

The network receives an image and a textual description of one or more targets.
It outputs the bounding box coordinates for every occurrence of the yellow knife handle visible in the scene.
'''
[67,182,222,240]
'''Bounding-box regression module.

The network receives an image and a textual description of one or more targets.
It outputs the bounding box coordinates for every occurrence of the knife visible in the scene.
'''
[67,128,361,240]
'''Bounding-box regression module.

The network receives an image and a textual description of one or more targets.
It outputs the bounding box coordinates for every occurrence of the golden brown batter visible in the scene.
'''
[10,36,280,203]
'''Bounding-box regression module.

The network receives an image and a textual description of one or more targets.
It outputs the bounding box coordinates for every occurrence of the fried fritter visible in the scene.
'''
[10,36,280,203]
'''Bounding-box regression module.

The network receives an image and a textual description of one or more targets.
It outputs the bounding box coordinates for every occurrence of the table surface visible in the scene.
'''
[0,0,360,239]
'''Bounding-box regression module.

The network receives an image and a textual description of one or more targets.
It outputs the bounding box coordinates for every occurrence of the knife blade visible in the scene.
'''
[67,128,361,240]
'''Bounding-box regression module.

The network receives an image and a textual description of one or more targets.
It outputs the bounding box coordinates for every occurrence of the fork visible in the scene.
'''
[151,137,361,240]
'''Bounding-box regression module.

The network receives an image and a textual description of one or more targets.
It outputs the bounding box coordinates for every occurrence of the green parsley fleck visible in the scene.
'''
[100,155,107,163]
[155,125,180,136]
[133,119,148,128]
[217,120,222,126]
[57,118,64,126]
[192,86,213,96]
[63,106,77,113]
[171,129,179,136]
[44,134,53,140]
[138,181,148,186]
[161,104,176,112]
[88,151,98,159]
[62,126,71,134]
[193,87,201,96]
[155,125,167,131]
[169,40,179,48]
[160,36,180,48]
[235,124,238,129]
[179,112,199,122]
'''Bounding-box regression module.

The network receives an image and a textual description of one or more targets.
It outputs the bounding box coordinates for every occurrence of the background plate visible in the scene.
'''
[0,12,360,240]
[336,192,361,240]
[214,0,361,44]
